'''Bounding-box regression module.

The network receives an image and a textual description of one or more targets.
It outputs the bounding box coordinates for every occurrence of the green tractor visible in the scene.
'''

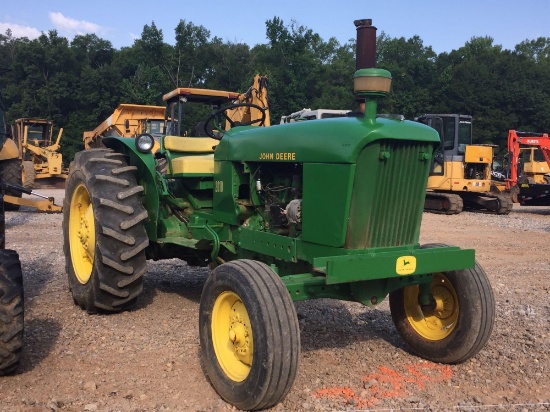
[63,19,495,410]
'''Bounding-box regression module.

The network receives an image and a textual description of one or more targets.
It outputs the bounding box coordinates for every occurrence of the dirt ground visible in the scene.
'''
[0,187,548,412]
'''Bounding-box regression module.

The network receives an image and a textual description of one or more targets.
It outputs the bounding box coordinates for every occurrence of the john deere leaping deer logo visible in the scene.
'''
[396,256,416,275]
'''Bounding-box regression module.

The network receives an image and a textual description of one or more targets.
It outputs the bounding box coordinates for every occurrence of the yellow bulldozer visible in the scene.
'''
[11,118,68,189]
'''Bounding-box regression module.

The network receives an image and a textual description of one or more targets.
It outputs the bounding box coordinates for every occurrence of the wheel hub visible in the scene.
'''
[229,305,252,360]
[404,273,459,340]
[212,291,254,382]
[69,184,95,284]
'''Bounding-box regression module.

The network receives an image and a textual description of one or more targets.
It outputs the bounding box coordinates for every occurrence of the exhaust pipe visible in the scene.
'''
[354,19,377,70]
[353,18,391,123]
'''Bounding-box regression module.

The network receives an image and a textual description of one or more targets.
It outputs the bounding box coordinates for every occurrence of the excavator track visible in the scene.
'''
[460,192,513,215]
[424,192,463,214]
[425,192,513,215]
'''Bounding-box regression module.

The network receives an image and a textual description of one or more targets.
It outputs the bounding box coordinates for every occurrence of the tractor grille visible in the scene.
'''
[346,139,432,249]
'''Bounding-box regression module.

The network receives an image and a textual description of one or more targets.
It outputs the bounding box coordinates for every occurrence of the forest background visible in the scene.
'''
[1,17,549,162]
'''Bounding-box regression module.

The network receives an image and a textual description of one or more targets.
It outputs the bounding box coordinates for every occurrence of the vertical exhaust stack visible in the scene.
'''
[354,19,377,70]
[353,18,392,123]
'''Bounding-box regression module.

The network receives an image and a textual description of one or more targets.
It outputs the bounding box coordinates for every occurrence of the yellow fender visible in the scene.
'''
[0,138,20,161]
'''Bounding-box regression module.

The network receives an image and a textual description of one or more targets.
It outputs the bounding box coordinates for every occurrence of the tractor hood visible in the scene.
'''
[214,116,440,164]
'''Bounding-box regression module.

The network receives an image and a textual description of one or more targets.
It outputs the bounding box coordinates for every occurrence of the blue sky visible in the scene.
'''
[2,0,549,54]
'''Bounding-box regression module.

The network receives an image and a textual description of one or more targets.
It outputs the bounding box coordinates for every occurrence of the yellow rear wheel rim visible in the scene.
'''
[68,183,95,284]
[404,273,459,340]
[212,291,253,382]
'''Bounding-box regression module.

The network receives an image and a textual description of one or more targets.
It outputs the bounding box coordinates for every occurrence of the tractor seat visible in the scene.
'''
[163,135,218,175]
[170,154,214,175]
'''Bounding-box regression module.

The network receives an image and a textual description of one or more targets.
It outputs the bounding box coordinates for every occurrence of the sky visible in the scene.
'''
[1,0,550,54]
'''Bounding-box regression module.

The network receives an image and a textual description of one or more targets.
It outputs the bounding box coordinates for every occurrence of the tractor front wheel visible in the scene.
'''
[389,244,495,364]
[199,260,300,410]
[63,149,148,313]
[0,249,24,375]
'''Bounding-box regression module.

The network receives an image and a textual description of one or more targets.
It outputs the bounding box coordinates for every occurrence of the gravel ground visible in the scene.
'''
[0,187,549,412]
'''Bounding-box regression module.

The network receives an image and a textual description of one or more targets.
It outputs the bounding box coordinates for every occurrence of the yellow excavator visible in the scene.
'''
[415,114,512,215]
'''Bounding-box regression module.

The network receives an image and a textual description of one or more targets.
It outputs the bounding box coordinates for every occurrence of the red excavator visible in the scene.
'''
[506,129,550,206]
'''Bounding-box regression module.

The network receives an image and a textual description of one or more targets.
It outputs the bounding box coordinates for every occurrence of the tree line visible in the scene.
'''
[1,17,550,162]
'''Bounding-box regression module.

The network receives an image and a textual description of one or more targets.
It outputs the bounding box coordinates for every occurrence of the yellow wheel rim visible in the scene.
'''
[68,183,96,284]
[211,291,253,382]
[404,273,459,340]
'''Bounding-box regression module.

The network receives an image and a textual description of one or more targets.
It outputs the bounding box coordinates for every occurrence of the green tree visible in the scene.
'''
[376,32,437,118]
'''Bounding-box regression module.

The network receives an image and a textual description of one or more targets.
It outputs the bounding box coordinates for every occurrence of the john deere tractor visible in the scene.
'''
[63,19,495,410]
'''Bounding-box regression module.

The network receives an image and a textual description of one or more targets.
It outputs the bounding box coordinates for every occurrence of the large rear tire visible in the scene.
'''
[389,244,495,364]
[63,149,148,312]
[0,159,22,211]
[0,249,24,375]
[199,260,300,410]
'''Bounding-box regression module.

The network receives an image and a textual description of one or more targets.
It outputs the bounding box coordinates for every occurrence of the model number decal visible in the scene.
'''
[259,152,296,161]
[215,180,224,192]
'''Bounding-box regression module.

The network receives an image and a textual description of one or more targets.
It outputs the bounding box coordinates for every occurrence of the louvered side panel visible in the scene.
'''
[346,140,433,249]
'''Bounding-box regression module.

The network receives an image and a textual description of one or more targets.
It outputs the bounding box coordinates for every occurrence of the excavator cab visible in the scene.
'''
[415,114,474,175]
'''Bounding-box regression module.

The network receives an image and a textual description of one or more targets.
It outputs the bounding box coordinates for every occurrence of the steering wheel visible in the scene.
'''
[204,102,267,140]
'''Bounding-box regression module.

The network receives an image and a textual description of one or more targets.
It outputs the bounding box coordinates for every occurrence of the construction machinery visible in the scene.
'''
[415,114,513,214]
[83,104,166,150]
[83,74,269,154]
[11,118,68,188]
[0,95,62,212]
[63,19,494,411]
[0,94,24,375]
[0,92,23,210]
[506,129,550,206]
[0,89,24,375]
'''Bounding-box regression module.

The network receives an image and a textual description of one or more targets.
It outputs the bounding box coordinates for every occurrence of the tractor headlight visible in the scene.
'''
[136,133,154,153]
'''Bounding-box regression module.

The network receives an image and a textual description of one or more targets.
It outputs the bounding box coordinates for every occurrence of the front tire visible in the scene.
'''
[199,260,300,410]
[0,249,24,375]
[22,161,36,189]
[389,244,495,364]
[63,149,148,312]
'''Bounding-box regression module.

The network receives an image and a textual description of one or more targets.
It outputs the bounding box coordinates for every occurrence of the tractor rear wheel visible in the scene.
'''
[22,161,35,189]
[0,249,24,375]
[63,149,148,313]
[389,244,495,364]
[0,158,22,211]
[199,260,300,411]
